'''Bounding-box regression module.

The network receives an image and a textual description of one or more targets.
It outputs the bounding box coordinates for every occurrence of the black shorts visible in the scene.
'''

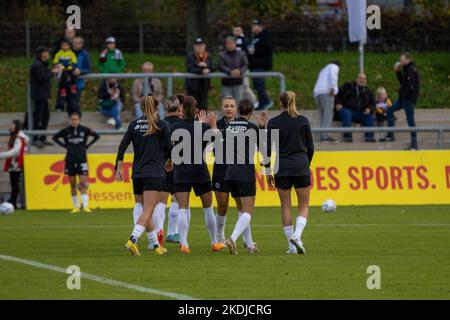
[65,159,88,176]
[162,171,175,194]
[174,182,211,196]
[227,180,256,198]
[211,175,230,193]
[132,177,163,194]
[275,176,311,190]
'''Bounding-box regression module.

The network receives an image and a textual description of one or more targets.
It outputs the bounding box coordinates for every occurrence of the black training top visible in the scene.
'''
[212,117,234,178]
[53,125,100,162]
[116,117,172,179]
[224,117,260,182]
[266,111,314,177]
[171,119,211,183]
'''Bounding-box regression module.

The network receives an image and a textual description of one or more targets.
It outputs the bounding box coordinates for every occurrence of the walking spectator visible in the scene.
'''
[232,25,257,104]
[186,37,213,110]
[71,36,91,115]
[98,78,125,130]
[248,19,273,111]
[0,120,29,209]
[218,36,248,102]
[97,37,125,73]
[313,60,340,143]
[374,87,392,127]
[380,53,420,150]
[131,62,163,118]
[29,46,61,148]
[53,39,78,112]
[335,73,376,142]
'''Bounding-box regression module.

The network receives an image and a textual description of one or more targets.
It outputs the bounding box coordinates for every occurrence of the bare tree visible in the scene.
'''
[186,0,208,51]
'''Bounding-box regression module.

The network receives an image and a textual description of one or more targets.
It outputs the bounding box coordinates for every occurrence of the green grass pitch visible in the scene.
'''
[0,206,449,300]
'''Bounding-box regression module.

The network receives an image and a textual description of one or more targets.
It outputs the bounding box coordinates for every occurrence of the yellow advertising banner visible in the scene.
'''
[24,151,450,210]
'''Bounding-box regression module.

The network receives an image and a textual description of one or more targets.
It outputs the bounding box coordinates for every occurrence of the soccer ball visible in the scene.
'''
[321,199,337,213]
[0,202,14,215]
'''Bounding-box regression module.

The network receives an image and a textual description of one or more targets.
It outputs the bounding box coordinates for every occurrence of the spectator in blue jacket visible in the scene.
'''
[71,36,91,116]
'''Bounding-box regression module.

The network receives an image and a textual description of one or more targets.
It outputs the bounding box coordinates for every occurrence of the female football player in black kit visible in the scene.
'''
[217,99,267,254]
[53,112,100,213]
[266,91,314,255]
[115,94,173,256]
[152,95,184,245]
[171,96,223,254]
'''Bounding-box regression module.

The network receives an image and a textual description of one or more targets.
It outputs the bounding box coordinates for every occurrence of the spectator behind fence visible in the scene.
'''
[97,37,125,73]
[98,78,125,130]
[313,60,340,143]
[0,120,29,209]
[218,36,248,102]
[72,36,91,115]
[232,25,257,104]
[52,26,77,55]
[53,39,78,113]
[186,37,213,110]
[248,19,273,111]
[29,46,61,149]
[375,87,392,127]
[131,62,164,119]
[335,73,375,143]
[380,53,420,150]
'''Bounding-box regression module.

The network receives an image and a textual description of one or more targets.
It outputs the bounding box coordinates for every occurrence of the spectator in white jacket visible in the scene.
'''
[313,61,341,142]
[0,120,29,208]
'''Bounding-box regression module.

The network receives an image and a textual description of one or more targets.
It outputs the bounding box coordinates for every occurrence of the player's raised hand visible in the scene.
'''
[207,111,217,129]
[257,111,269,128]
[198,109,207,123]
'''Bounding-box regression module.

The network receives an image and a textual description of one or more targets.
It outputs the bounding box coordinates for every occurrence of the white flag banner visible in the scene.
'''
[346,0,367,43]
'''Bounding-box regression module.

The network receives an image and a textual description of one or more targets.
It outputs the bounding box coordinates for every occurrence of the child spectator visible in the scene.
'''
[97,37,125,73]
[375,87,392,127]
[53,39,78,111]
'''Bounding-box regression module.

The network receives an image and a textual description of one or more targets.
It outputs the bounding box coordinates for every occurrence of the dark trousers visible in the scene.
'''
[187,88,209,110]
[8,171,22,209]
[339,107,374,138]
[32,99,50,142]
[251,68,270,107]
[387,99,417,144]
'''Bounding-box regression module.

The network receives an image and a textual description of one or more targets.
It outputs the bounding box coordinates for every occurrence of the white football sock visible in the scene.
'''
[216,213,227,242]
[284,225,295,249]
[231,212,251,243]
[71,195,79,209]
[81,194,89,209]
[147,230,159,248]
[152,202,166,232]
[130,224,145,243]
[294,216,307,240]
[242,222,254,247]
[238,211,248,243]
[167,201,179,235]
[203,206,217,244]
[178,209,189,247]
[187,209,191,229]
[132,202,143,225]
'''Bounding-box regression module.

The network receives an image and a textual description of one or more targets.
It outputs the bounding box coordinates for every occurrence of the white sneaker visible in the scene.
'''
[290,235,306,255]
[117,126,126,132]
[106,118,116,127]
[247,242,259,254]
[286,246,297,255]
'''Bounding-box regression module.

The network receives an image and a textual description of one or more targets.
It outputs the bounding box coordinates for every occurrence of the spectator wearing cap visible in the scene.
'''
[97,37,125,73]
[186,37,214,110]
[29,47,61,149]
[248,19,273,111]
[232,25,257,104]
[131,62,164,118]
[71,36,91,115]
[218,36,248,102]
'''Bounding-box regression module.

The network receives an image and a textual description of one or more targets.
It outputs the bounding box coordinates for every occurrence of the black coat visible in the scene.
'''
[335,81,375,113]
[248,30,273,70]
[29,58,53,100]
[185,51,214,93]
[397,62,420,103]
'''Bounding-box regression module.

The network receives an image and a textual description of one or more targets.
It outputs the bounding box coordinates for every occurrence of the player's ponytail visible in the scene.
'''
[280,91,299,118]
[141,95,160,135]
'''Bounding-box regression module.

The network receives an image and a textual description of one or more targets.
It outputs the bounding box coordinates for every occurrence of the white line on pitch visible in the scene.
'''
[0,254,197,300]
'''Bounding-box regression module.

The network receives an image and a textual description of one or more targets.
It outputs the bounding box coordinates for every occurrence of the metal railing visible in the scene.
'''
[26,71,286,129]
[1,127,449,150]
